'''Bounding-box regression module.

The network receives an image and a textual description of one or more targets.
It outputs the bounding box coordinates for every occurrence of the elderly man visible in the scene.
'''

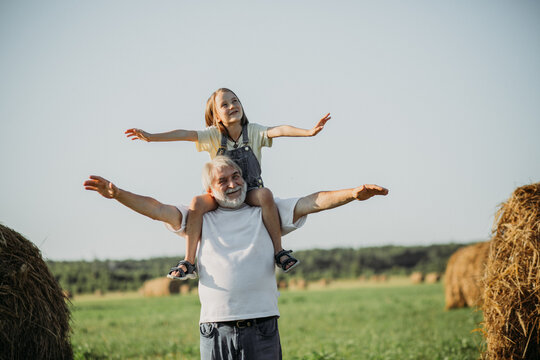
[84,156,388,360]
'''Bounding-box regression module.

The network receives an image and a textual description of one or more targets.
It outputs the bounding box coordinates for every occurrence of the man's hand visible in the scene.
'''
[83,175,183,229]
[125,128,151,142]
[84,176,119,199]
[308,113,331,136]
[352,185,389,201]
[293,183,389,222]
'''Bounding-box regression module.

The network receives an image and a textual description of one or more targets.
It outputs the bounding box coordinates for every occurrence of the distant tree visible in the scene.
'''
[46,243,476,294]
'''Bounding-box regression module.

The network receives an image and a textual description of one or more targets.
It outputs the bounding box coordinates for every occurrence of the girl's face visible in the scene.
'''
[214,91,244,126]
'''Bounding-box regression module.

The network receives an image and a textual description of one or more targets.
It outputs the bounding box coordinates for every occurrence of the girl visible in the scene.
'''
[125,88,330,280]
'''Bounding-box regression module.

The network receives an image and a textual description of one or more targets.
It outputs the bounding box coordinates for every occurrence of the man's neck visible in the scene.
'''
[217,203,248,211]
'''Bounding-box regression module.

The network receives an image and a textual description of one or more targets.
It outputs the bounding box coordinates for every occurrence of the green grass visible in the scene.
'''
[70,283,485,359]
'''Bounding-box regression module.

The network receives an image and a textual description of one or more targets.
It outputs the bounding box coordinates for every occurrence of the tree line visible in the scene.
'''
[47,243,473,295]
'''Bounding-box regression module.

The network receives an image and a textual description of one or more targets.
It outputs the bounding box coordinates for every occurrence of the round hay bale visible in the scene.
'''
[482,183,540,359]
[277,280,288,290]
[317,278,331,287]
[444,241,490,309]
[288,278,307,290]
[410,272,424,284]
[0,224,73,359]
[180,284,190,295]
[425,272,440,284]
[140,277,180,297]
[62,289,73,300]
[295,278,307,290]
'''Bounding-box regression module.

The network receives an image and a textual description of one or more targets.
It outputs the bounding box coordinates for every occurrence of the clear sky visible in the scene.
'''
[1,0,539,261]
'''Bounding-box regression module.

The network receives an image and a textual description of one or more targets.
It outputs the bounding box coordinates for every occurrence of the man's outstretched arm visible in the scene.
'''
[293,185,389,223]
[83,175,183,230]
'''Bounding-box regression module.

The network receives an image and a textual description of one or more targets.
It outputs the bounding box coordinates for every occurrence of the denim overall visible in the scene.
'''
[217,124,264,191]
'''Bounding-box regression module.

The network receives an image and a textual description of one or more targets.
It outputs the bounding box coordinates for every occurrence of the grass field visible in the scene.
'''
[70,281,485,359]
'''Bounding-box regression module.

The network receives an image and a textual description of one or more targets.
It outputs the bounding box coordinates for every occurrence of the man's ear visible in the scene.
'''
[206,187,213,196]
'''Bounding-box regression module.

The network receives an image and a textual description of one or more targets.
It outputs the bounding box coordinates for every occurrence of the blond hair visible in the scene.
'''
[205,88,249,134]
[201,156,243,192]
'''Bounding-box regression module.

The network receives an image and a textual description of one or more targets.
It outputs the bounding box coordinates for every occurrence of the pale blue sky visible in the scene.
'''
[1,0,539,260]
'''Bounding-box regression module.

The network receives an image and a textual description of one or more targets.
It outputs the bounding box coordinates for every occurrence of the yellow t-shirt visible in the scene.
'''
[196,123,273,164]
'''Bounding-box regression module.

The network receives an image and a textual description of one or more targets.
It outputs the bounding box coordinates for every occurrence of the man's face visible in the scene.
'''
[210,165,246,208]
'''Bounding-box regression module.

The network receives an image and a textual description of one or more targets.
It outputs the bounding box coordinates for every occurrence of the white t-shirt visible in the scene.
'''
[167,198,306,323]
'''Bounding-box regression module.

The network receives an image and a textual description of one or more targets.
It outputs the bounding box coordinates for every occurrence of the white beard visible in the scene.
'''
[213,182,247,209]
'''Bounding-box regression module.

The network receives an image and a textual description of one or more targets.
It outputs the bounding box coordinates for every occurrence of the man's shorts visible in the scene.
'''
[199,316,281,360]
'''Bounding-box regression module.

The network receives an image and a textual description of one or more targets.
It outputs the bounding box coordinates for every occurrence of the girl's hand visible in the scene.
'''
[309,113,331,136]
[125,128,151,142]
[84,176,119,199]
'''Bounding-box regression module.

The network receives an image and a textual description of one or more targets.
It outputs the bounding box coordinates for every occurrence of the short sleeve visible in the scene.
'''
[249,123,273,149]
[196,127,221,154]
[275,197,307,236]
[164,205,189,237]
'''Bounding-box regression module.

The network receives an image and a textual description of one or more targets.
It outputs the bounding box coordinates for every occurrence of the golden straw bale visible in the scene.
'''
[277,280,288,290]
[425,272,440,284]
[288,278,307,290]
[410,272,424,284]
[180,284,190,295]
[296,279,307,289]
[372,274,388,282]
[444,241,490,309]
[316,278,331,287]
[140,277,180,297]
[62,289,73,299]
[482,183,540,360]
[0,224,73,359]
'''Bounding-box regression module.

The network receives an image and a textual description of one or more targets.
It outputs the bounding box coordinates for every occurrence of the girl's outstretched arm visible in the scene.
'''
[266,113,331,138]
[125,128,198,142]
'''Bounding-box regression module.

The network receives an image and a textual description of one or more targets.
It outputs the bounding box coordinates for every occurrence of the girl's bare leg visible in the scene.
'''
[172,194,217,276]
[246,188,297,270]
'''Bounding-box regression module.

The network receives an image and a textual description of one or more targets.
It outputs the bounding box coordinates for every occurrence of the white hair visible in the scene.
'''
[201,156,243,192]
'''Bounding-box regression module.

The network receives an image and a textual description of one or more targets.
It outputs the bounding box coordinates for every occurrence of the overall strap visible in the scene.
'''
[241,124,249,145]
[217,130,228,155]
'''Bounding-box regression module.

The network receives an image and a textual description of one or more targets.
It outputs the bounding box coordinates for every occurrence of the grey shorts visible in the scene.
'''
[199,316,281,360]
